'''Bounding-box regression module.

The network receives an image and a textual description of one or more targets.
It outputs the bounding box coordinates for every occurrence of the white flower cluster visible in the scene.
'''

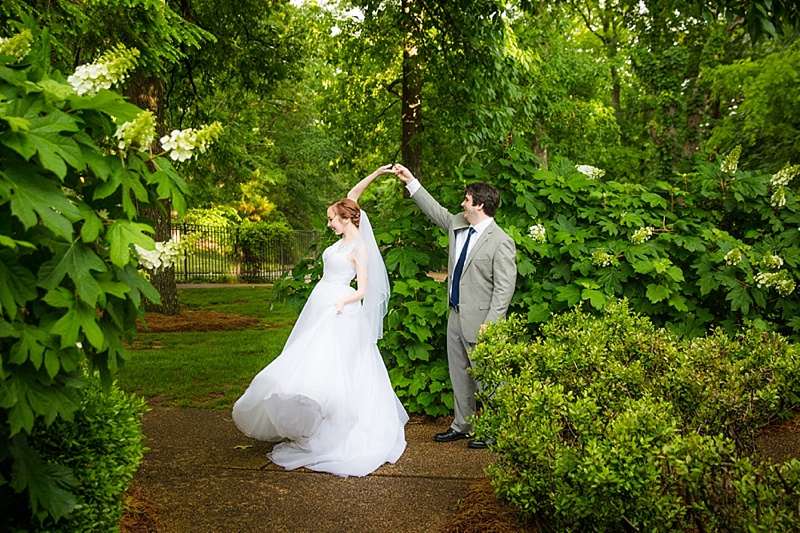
[592,250,614,267]
[160,122,223,162]
[160,129,195,162]
[769,163,800,208]
[0,29,32,62]
[720,146,742,174]
[723,248,744,266]
[576,165,606,180]
[528,224,547,243]
[754,270,796,296]
[114,110,156,152]
[68,44,139,96]
[630,226,654,244]
[135,240,183,272]
[770,163,800,188]
[761,252,784,270]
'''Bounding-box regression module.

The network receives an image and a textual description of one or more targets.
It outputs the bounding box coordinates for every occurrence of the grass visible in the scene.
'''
[116,286,299,409]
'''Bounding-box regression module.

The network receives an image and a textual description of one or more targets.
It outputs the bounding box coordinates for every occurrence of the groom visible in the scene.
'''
[393,164,517,449]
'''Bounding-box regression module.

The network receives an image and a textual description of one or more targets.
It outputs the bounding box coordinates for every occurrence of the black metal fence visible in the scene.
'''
[171,223,319,283]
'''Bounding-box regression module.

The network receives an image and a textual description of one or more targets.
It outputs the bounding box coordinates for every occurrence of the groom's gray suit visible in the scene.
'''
[409,184,517,434]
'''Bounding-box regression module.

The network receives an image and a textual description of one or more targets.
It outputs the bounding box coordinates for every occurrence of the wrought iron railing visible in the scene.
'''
[170,223,319,282]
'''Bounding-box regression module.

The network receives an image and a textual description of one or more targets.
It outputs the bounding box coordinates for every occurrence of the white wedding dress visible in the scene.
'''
[232,235,408,477]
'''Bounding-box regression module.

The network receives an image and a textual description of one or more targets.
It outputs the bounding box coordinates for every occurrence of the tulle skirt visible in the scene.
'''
[232,279,408,477]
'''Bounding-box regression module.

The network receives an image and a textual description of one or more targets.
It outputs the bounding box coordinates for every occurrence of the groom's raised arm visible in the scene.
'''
[393,164,453,232]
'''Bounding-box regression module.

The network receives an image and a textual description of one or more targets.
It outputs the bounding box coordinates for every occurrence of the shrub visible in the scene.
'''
[238,221,293,279]
[3,378,147,532]
[472,300,800,530]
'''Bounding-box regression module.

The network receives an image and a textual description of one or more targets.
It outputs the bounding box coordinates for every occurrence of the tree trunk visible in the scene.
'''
[401,0,423,178]
[126,73,181,315]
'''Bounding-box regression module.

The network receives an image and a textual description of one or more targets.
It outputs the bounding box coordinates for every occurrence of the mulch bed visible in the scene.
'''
[137,310,261,333]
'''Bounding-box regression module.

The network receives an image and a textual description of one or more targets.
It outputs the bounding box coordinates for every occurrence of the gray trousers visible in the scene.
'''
[447,310,478,434]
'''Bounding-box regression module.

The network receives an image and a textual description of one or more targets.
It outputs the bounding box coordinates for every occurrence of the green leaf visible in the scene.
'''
[10,435,77,520]
[78,203,104,243]
[0,234,36,251]
[106,220,155,267]
[641,192,667,208]
[668,293,688,312]
[666,266,685,282]
[632,260,654,275]
[528,303,551,323]
[726,284,752,314]
[384,247,429,278]
[582,289,607,310]
[114,265,160,308]
[8,324,52,368]
[0,253,37,320]
[4,167,80,240]
[406,321,433,343]
[26,111,82,178]
[555,284,581,306]
[646,283,670,303]
[53,301,105,349]
[68,89,142,122]
[38,242,107,306]
[0,129,37,159]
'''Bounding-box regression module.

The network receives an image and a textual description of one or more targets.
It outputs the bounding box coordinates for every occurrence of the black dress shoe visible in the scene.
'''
[467,437,494,449]
[433,428,470,442]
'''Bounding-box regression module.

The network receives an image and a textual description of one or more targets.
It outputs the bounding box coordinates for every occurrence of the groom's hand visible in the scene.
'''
[393,164,415,185]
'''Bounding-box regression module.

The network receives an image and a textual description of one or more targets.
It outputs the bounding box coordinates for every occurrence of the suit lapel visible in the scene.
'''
[463,221,496,271]
[449,214,470,275]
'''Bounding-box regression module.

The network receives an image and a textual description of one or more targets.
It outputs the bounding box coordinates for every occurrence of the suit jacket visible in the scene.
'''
[411,185,517,343]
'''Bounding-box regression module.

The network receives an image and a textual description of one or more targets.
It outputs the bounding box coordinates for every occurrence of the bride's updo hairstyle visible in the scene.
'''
[330,198,361,228]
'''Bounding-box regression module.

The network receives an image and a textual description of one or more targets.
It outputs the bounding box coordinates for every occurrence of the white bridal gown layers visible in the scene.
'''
[232,234,408,477]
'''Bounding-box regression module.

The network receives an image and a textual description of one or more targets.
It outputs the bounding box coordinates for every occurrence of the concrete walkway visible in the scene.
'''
[134,407,493,532]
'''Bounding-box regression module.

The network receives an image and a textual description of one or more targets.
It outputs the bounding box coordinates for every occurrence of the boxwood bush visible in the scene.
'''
[472,300,800,531]
[2,377,147,532]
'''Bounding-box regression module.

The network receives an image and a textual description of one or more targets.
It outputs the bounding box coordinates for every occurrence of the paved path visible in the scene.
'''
[134,407,493,532]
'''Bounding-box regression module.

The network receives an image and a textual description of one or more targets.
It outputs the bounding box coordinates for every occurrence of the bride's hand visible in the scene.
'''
[332,300,346,314]
[376,164,393,175]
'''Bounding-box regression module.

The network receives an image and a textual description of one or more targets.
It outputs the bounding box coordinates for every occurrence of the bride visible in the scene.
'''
[232,165,408,477]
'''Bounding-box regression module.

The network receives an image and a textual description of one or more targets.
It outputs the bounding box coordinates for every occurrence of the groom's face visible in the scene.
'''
[461,193,484,226]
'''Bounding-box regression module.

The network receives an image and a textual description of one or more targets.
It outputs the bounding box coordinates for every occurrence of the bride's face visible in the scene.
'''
[326,207,348,235]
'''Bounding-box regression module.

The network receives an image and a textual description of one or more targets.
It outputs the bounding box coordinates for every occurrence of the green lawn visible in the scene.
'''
[116,286,299,409]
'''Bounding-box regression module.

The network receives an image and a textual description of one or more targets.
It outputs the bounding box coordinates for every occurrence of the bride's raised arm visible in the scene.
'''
[347,164,394,202]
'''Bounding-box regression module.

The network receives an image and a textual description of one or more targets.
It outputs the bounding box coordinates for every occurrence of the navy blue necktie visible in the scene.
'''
[450,227,475,308]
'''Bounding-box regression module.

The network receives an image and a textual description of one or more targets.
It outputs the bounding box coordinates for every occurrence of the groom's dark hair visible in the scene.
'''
[465,182,500,217]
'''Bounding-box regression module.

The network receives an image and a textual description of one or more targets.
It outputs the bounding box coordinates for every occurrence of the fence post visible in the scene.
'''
[182,222,188,282]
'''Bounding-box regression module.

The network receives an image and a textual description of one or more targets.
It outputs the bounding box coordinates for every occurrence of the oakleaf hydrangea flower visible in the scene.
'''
[68,44,139,96]
[160,129,196,162]
[160,122,223,162]
[576,165,605,179]
[114,110,156,152]
[0,29,33,62]
[592,250,614,267]
[769,163,800,207]
[194,122,223,154]
[723,248,744,266]
[770,163,800,188]
[720,146,742,174]
[630,226,654,244]
[761,252,784,270]
[135,240,183,272]
[771,188,787,208]
[754,270,796,296]
[528,224,546,243]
